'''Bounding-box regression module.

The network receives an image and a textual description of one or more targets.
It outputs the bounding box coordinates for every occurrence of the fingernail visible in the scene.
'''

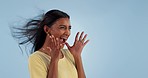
[56,38,58,40]
[51,35,54,38]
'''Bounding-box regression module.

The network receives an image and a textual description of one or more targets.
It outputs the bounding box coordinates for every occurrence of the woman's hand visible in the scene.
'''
[46,35,62,78]
[65,32,89,58]
[46,35,62,61]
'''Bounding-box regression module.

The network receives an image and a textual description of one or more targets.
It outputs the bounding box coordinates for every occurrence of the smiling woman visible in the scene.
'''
[11,9,89,78]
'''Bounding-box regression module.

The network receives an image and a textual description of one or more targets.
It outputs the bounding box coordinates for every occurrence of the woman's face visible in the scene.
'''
[48,18,71,44]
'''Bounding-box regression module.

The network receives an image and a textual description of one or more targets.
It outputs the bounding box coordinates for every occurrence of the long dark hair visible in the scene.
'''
[11,9,70,54]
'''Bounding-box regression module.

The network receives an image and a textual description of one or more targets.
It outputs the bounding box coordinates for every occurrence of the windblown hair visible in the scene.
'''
[11,9,70,54]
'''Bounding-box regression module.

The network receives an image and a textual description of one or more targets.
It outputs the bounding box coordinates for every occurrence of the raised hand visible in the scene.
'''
[46,35,62,61]
[65,32,89,58]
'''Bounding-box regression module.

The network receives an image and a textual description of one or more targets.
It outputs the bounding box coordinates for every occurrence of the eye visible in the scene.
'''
[59,25,71,30]
[59,26,66,29]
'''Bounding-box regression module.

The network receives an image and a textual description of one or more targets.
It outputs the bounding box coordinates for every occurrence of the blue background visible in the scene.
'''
[0,0,148,78]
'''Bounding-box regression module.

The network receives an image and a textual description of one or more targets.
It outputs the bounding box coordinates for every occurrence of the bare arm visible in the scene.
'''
[65,32,89,78]
[74,56,86,78]
[47,59,58,78]
[45,35,61,78]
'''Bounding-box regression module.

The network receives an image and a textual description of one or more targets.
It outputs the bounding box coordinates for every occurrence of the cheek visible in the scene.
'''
[51,30,64,37]
[69,32,71,36]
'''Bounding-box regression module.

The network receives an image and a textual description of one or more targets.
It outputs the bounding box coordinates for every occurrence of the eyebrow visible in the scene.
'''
[59,25,71,27]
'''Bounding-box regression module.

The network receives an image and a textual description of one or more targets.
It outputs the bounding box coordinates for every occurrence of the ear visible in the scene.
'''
[43,25,51,34]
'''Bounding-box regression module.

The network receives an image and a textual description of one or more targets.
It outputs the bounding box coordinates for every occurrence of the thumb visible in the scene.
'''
[65,42,71,49]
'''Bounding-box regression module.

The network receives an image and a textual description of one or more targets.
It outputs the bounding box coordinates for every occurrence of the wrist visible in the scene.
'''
[73,55,82,60]
[51,58,59,63]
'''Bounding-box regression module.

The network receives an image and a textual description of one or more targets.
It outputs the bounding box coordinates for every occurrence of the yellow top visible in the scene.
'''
[28,49,78,78]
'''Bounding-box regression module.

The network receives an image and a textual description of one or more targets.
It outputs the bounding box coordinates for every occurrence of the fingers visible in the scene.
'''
[52,35,57,46]
[73,31,90,47]
[79,31,84,40]
[81,34,87,42]
[84,40,89,46]
[74,32,85,43]
[65,42,71,49]
[79,31,89,44]
[74,32,79,42]
[49,35,60,49]
[56,38,59,49]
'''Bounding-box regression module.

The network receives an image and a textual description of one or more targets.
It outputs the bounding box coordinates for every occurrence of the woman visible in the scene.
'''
[12,9,89,78]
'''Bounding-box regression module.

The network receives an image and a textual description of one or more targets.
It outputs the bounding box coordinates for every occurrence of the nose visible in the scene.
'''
[64,29,70,36]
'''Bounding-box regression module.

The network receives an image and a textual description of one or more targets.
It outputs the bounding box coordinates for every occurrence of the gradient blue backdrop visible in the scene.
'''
[0,0,148,78]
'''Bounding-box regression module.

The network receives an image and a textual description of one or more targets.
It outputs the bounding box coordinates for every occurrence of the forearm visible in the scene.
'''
[47,59,58,78]
[74,56,86,78]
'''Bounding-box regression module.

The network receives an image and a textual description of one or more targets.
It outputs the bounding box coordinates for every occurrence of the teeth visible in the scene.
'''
[60,36,68,43]
[61,37,67,40]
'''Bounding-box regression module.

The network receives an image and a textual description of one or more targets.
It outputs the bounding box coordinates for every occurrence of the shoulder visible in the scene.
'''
[28,51,48,78]
[28,51,51,65]
[29,51,44,61]
[28,51,43,64]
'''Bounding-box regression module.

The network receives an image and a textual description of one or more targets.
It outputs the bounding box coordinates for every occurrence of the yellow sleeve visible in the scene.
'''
[28,54,47,78]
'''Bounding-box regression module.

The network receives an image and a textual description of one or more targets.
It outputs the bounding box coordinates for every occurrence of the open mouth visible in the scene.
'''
[59,37,68,43]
